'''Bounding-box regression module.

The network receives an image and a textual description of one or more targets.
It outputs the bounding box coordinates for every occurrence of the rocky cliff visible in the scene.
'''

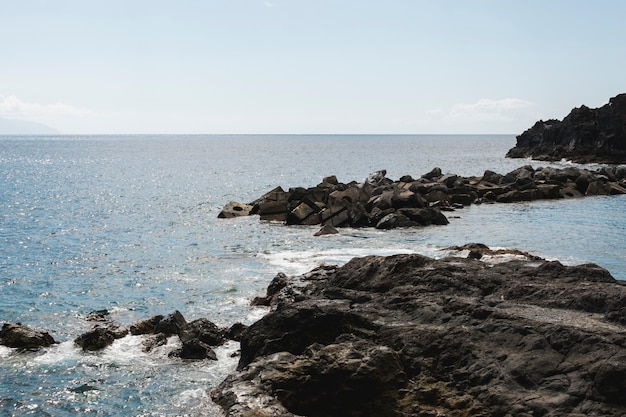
[507,94,626,163]
[212,246,626,417]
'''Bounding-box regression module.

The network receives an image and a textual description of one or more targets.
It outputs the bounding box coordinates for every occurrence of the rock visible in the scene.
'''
[507,93,626,163]
[422,166,442,180]
[227,336,407,417]
[314,223,338,236]
[181,318,225,346]
[217,202,253,218]
[224,322,248,342]
[0,322,56,350]
[253,186,290,222]
[154,310,187,336]
[482,169,503,184]
[366,169,387,186]
[130,314,164,335]
[375,212,418,229]
[219,165,625,231]
[141,333,168,352]
[322,175,339,185]
[169,339,218,361]
[213,250,626,417]
[75,324,128,351]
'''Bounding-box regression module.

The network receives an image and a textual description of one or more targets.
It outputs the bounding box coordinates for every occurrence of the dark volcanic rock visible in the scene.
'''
[0,322,56,350]
[75,324,128,351]
[129,310,227,359]
[219,165,626,232]
[507,93,626,163]
[212,249,626,417]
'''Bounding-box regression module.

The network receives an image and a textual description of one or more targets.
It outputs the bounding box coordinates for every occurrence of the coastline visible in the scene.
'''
[211,246,626,417]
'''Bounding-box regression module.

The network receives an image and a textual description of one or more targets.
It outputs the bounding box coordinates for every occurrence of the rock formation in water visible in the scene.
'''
[218,166,626,231]
[212,246,626,416]
[0,322,56,350]
[2,310,245,361]
[507,94,626,163]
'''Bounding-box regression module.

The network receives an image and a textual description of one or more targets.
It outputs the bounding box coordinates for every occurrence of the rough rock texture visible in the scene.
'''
[70,310,238,360]
[212,247,626,417]
[127,310,224,360]
[507,93,626,163]
[219,166,626,231]
[0,322,56,350]
[74,324,129,351]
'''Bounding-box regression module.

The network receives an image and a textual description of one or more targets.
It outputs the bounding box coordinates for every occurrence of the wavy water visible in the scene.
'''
[1,134,624,416]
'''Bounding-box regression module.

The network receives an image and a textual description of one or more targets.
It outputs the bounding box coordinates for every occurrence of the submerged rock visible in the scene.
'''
[212,248,626,417]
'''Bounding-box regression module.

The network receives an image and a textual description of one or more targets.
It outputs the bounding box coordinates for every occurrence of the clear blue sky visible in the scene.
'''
[1,0,624,134]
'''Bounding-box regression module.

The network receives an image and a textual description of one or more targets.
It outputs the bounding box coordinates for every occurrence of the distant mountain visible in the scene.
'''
[0,118,60,135]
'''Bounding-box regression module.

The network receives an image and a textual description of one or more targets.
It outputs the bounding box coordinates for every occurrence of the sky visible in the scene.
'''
[1,0,625,135]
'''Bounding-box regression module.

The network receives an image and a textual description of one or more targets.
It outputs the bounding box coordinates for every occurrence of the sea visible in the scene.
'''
[1,134,625,416]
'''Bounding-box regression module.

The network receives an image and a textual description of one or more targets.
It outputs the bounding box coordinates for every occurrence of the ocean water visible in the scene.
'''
[1,134,624,416]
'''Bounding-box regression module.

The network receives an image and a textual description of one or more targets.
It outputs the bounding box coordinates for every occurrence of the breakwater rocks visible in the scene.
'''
[211,246,626,417]
[1,311,246,360]
[219,165,626,231]
[507,93,626,163]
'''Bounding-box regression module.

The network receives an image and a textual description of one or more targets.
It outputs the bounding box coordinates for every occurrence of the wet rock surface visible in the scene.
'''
[0,322,56,350]
[507,93,626,163]
[3,310,243,361]
[218,165,626,232]
[212,246,626,417]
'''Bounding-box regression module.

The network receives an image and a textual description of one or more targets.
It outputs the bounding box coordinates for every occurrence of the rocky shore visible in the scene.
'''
[219,165,626,232]
[211,245,626,417]
[507,93,626,164]
[4,246,626,416]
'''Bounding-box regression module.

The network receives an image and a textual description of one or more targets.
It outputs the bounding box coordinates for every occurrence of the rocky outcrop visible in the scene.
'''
[212,247,626,417]
[74,324,129,351]
[219,166,626,231]
[3,311,244,361]
[507,93,626,163]
[0,322,56,350]
[128,310,227,360]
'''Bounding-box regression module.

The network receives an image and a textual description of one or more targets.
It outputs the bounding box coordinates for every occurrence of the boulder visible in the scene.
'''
[314,223,338,237]
[366,169,387,186]
[75,324,128,351]
[375,213,418,229]
[0,322,56,350]
[130,314,164,335]
[131,311,231,358]
[169,339,217,360]
[181,318,225,346]
[154,310,187,336]
[217,202,253,218]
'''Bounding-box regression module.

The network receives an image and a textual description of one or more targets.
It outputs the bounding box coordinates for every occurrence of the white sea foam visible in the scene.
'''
[0,345,13,358]
[33,340,82,365]
[261,247,421,276]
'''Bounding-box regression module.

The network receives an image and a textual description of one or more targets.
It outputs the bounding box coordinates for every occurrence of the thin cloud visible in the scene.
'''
[0,94,94,119]
[448,98,534,122]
